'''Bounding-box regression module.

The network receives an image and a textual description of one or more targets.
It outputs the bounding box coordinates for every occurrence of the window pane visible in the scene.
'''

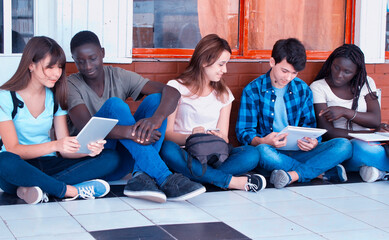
[133,0,239,49]
[0,0,3,53]
[12,0,33,53]
[386,0,389,51]
[248,0,346,51]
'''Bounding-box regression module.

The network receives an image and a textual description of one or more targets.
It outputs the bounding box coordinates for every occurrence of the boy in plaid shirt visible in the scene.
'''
[236,38,352,188]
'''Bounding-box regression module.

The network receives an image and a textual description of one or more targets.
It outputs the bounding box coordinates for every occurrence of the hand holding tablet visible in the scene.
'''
[75,117,119,154]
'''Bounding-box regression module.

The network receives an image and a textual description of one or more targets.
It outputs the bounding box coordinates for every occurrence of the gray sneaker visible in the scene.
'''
[123,172,167,203]
[360,166,388,183]
[160,173,206,201]
[16,186,49,204]
[270,170,291,189]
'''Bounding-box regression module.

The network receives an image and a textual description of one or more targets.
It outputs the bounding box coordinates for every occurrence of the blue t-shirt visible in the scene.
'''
[272,86,288,132]
[0,88,67,156]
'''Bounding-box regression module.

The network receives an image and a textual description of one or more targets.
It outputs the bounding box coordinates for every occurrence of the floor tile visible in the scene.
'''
[199,202,279,221]
[17,232,95,240]
[289,184,359,199]
[187,191,252,207]
[254,233,326,240]
[74,210,153,232]
[225,217,310,239]
[320,228,389,240]
[366,193,389,205]
[140,206,218,225]
[59,197,133,215]
[91,226,174,240]
[315,195,389,213]
[6,216,85,238]
[235,188,306,204]
[161,222,250,240]
[339,181,389,196]
[0,202,68,220]
[290,212,372,233]
[120,196,193,210]
[0,221,14,239]
[346,208,389,228]
[260,198,337,217]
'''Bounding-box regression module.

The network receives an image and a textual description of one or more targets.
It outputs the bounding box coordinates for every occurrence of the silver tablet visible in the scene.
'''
[76,116,118,154]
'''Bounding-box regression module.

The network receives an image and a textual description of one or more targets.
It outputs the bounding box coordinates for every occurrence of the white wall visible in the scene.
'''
[0,0,133,85]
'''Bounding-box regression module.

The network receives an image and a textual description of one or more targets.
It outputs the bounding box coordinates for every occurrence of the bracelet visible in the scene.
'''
[350,110,357,121]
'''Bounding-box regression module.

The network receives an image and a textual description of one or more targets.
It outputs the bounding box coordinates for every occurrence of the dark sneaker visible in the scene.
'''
[359,166,388,183]
[244,174,266,192]
[16,186,49,204]
[270,170,291,189]
[65,179,110,201]
[323,164,348,183]
[124,172,166,203]
[160,173,206,201]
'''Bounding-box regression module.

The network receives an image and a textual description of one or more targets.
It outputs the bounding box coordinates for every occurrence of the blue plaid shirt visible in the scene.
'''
[236,71,316,145]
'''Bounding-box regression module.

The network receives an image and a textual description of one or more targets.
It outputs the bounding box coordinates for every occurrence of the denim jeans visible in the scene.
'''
[256,138,352,182]
[95,94,172,185]
[0,149,119,198]
[343,139,389,172]
[160,140,260,188]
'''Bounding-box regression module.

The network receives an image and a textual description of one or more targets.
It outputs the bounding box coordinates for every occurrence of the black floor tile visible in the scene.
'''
[161,222,251,240]
[90,226,175,240]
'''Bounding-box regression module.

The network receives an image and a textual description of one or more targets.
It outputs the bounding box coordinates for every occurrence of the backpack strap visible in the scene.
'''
[53,102,59,116]
[181,148,207,178]
[0,91,24,151]
[10,91,24,119]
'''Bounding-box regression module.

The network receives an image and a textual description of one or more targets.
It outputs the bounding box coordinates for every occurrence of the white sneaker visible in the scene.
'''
[359,166,387,183]
[16,186,49,204]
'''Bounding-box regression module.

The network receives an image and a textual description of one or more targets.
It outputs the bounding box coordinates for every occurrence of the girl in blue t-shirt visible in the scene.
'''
[0,36,119,204]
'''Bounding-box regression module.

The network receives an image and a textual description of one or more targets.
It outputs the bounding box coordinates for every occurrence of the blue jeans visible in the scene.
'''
[343,139,389,172]
[160,140,260,188]
[0,150,119,198]
[256,138,352,182]
[95,94,172,185]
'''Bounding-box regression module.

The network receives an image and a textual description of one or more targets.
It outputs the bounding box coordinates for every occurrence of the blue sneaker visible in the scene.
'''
[66,179,110,201]
[323,164,348,183]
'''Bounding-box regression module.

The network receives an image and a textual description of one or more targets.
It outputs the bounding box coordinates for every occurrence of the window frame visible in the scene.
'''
[132,0,355,60]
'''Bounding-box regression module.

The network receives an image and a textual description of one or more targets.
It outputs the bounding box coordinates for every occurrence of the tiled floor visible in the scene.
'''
[1,174,389,240]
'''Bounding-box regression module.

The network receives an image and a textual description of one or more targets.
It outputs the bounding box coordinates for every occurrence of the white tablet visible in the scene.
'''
[278,126,327,151]
[76,117,118,154]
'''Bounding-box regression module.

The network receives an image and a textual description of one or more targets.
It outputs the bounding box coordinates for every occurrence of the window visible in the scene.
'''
[0,0,33,54]
[133,0,240,57]
[133,0,354,60]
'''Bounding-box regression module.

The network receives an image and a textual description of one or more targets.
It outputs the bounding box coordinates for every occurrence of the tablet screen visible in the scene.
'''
[76,117,118,154]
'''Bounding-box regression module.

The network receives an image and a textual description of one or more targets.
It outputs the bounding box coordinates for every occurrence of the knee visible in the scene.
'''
[142,93,162,109]
[0,152,20,172]
[236,145,260,165]
[104,97,131,112]
[330,138,352,159]
[256,144,279,165]
[160,140,180,155]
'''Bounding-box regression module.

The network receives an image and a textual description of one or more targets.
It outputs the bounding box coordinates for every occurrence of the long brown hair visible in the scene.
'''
[177,34,231,102]
[0,36,68,109]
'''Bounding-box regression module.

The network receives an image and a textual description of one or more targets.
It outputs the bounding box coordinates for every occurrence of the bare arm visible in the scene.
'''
[314,94,380,140]
[0,115,101,159]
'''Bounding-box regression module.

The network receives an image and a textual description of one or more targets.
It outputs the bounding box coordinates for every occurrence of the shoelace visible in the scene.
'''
[77,186,96,200]
[244,179,258,192]
[63,186,96,201]
[40,193,49,203]
[382,173,389,181]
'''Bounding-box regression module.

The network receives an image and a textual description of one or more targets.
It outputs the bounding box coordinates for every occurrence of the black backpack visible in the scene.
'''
[0,91,58,150]
[183,133,232,177]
